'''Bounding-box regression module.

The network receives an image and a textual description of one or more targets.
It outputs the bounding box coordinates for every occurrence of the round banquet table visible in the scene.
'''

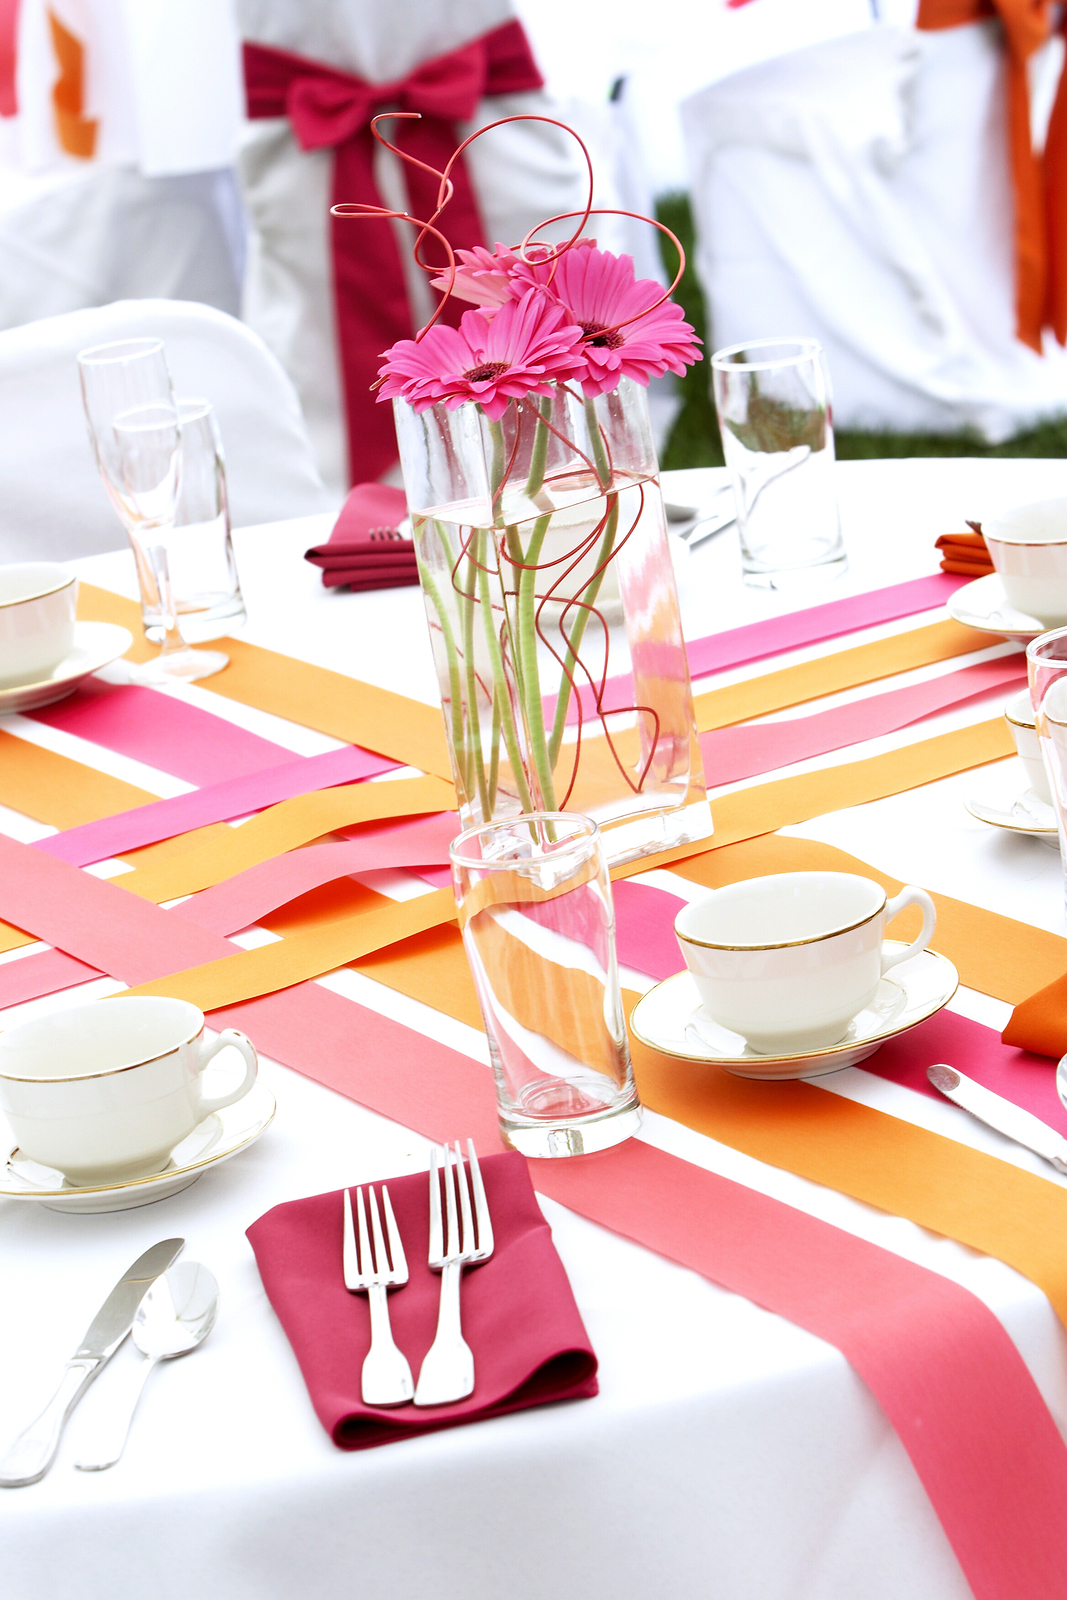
[1,458,1065,1600]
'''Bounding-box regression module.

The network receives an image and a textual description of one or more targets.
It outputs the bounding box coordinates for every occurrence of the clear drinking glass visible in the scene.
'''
[77,339,228,682]
[711,337,847,589]
[450,812,642,1157]
[167,399,246,642]
[1027,627,1067,908]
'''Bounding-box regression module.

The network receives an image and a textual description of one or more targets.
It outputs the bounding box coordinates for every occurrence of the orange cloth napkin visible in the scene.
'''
[935,523,995,577]
[1002,973,1067,1059]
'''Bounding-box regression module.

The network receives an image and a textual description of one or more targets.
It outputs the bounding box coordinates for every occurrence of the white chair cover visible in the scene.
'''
[0,299,332,563]
[0,0,246,333]
[682,23,1067,440]
[235,0,595,496]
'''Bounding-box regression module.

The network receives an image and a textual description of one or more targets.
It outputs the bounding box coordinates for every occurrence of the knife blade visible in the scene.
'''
[926,1064,1067,1175]
[0,1237,184,1488]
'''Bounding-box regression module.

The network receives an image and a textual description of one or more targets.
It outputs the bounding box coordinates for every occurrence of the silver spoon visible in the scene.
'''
[74,1262,219,1472]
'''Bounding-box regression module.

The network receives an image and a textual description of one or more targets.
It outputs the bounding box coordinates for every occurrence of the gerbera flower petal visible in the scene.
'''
[513,244,702,396]
[377,289,586,418]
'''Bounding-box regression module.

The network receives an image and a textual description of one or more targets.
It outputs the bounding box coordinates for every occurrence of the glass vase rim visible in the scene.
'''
[711,336,824,373]
[449,811,601,867]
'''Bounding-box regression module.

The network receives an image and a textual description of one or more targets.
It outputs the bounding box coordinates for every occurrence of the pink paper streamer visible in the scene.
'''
[29,681,296,784]
[0,827,1063,1596]
[700,655,1026,786]
[36,744,399,867]
[549,571,970,725]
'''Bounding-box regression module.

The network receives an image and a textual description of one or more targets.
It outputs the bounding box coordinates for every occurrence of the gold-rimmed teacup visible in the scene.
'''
[0,997,258,1184]
[674,871,936,1054]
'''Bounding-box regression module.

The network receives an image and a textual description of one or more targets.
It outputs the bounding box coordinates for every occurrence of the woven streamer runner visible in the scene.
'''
[2,584,1066,1596]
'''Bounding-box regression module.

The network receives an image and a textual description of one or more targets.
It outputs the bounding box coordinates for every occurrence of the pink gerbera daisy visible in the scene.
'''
[513,245,702,397]
[428,243,520,310]
[377,289,585,420]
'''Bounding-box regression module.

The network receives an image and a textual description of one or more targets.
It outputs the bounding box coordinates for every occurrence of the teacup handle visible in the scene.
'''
[196,1029,258,1115]
[880,887,936,974]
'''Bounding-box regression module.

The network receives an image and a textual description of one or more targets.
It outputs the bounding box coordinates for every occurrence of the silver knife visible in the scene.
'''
[0,1238,184,1488]
[927,1064,1067,1175]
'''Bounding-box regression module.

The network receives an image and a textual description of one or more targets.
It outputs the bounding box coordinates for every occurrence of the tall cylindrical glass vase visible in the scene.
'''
[394,378,711,867]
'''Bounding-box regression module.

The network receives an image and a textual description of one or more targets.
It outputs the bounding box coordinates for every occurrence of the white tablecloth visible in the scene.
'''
[1,459,1065,1600]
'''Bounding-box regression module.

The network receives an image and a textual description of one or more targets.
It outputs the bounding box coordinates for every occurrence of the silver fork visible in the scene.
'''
[413,1140,494,1407]
[343,1186,414,1407]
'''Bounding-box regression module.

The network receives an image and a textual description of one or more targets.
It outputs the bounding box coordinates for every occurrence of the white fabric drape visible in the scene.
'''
[683,24,1067,439]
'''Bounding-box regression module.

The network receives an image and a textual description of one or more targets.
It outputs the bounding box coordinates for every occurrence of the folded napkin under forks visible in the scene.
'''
[247,1151,598,1449]
[304,483,418,591]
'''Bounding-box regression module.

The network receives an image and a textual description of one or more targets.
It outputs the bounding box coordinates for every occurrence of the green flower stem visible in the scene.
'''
[461,530,490,818]
[584,396,612,488]
[488,419,507,524]
[487,687,501,812]
[524,395,552,499]
[547,491,619,769]
[477,554,535,813]
[417,525,469,798]
[515,510,557,810]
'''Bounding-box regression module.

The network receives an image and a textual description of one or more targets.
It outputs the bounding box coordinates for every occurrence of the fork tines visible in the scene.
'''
[429,1140,493,1263]
[343,1184,407,1288]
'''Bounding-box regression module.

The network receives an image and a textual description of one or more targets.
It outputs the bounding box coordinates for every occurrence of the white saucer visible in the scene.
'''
[965,759,1059,837]
[947,574,1049,642]
[0,1080,275,1212]
[0,622,133,714]
[630,942,959,1080]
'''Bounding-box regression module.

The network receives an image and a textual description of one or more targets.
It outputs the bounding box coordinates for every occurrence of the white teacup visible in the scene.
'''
[1004,689,1053,803]
[0,997,258,1184]
[674,872,937,1054]
[983,500,1067,627]
[0,562,78,687]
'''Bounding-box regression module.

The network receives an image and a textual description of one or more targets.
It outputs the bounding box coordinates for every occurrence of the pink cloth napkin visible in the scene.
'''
[246,1151,598,1448]
[304,483,417,591]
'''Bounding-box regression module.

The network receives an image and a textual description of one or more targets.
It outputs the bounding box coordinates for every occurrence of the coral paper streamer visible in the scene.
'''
[531,1140,1067,1600]
[0,817,460,1009]
[625,1004,1067,1326]
[204,982,1067,1600]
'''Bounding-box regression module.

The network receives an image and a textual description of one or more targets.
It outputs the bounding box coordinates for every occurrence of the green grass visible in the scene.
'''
[654,191,1067,468]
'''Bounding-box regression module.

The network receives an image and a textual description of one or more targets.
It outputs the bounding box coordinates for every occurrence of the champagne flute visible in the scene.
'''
[78,338,228,683]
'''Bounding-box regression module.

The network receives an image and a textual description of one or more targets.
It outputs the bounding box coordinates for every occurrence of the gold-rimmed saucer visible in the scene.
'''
[946,574,1047,643]
[0,1080,275,1212]
[0,622,132,714]
[629,943,959,1080]
[964,762,1058,838]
